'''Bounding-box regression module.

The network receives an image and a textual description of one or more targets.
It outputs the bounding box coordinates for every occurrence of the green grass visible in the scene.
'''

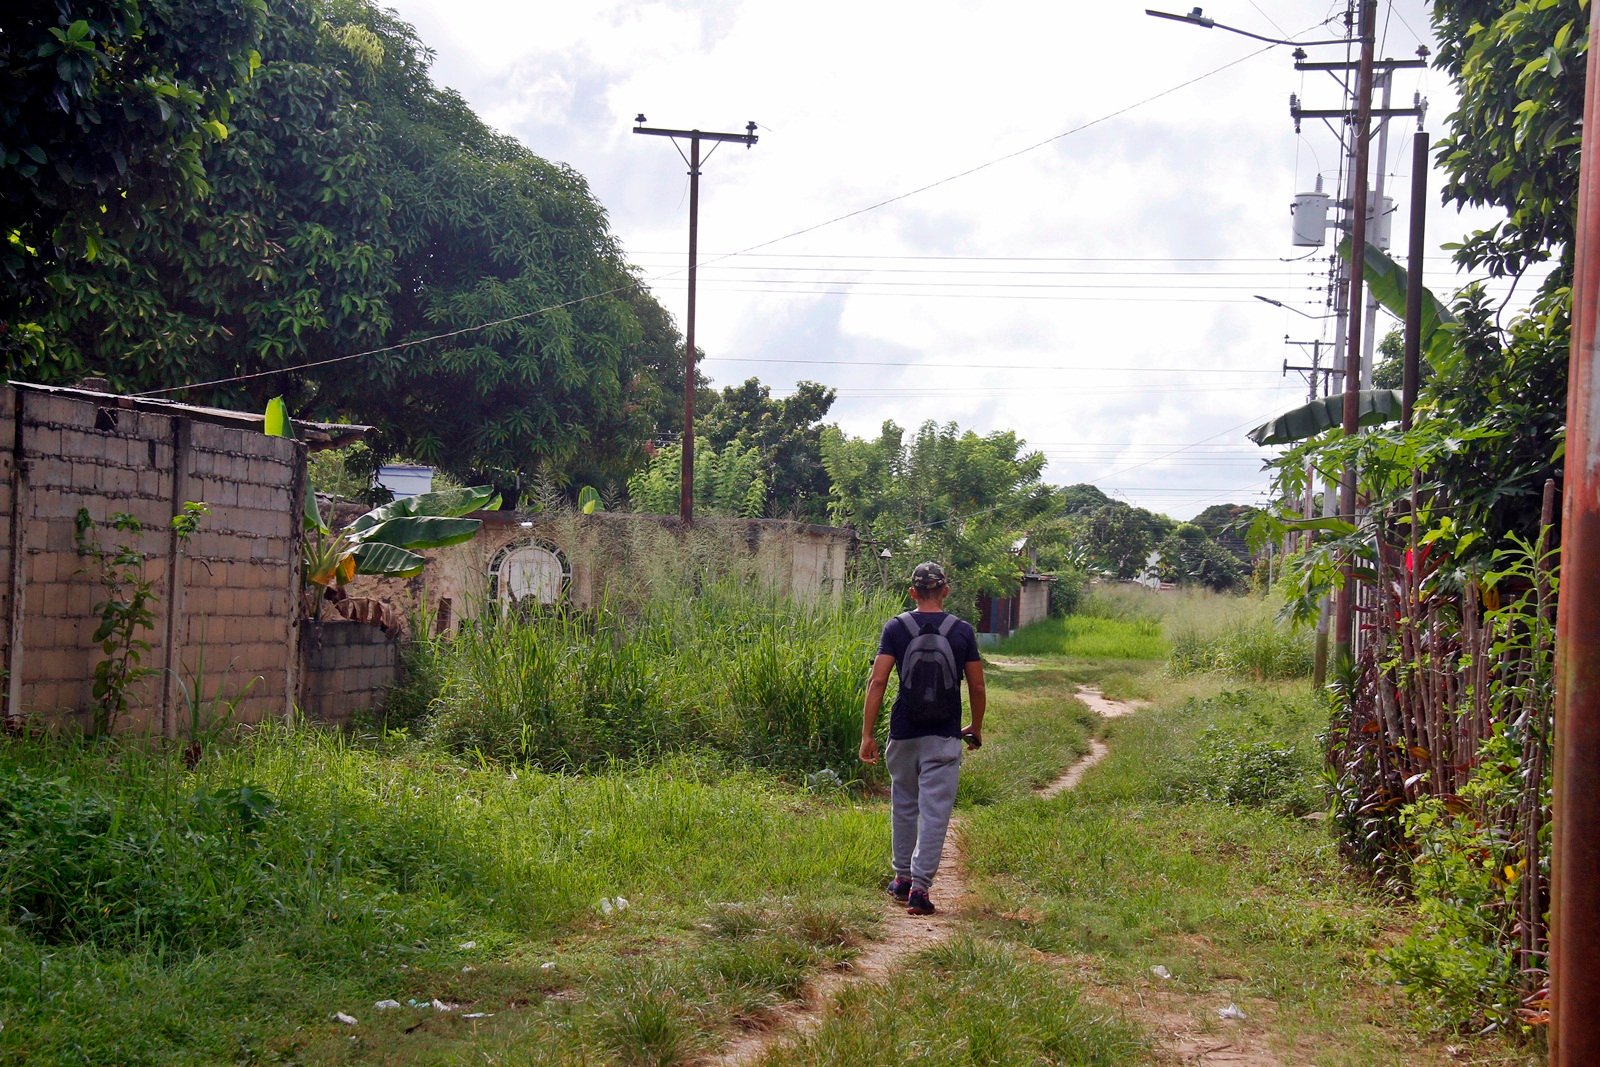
[999,587,1312,682]
[0,731,886,1066]
[993,613,1166,660]
[1163,593,1313,680]
[0,581,1537,1066]
[755,936,1146,1065]
[957,677,1538,1066]
[413,581,896,781]
[956,665,1099,805]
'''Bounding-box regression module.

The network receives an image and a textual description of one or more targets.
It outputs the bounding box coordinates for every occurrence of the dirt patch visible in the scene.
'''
[1074,685,1147,720]
[1121,986,1283,1067]
[1035,687,1144,798]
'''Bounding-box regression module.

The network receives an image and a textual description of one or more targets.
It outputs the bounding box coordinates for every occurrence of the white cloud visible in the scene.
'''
[381,0,1508,519]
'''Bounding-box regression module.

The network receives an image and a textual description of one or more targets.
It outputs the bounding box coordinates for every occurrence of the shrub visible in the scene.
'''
[1046,567,1088,617]
[1162,690,1322,816]
[1381,727,1529,1032]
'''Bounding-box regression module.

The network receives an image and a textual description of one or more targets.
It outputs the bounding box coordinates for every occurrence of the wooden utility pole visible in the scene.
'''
[1401,128,1428,432]
[632,117,758,524]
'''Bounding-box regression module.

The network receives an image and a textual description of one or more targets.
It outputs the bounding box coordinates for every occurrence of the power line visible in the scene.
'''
[631,263,1322,278]
[704,356,1272,373]
[133,35,1300,400]
[653,279,1320,292]
[651,287,1303,304]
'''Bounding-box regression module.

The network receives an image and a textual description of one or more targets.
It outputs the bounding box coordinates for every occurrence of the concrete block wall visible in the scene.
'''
[344,512,858,634]
[1019,576,1051,630]
[298,621,398,725]
[1,386,302,734]
[173,420,300,729]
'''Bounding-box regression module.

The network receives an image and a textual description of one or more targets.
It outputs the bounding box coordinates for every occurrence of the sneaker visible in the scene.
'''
[886,875,913,903]
[906,888,935,916]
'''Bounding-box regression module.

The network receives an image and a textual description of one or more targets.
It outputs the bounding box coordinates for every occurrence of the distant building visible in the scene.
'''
[375,464,434,499]
[974,535,1052,645]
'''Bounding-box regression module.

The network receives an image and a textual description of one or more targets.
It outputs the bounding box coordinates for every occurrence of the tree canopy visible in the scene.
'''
[1,0,264,315]
[697,378,836,523]
[823,420,1055,598]
[5,0,680,497]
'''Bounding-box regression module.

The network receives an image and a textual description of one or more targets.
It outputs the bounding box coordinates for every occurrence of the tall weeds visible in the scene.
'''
[418,578,895,777]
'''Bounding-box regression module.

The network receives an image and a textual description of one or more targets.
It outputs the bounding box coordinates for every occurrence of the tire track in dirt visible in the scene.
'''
[706,686,1137,1066]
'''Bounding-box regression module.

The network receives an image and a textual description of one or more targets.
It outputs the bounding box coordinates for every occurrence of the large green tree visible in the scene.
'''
[698,377,835,522]
[822,420,1055,598]
[1433,0,1587,284]
[7,0,678,496]
[1,0,264,319]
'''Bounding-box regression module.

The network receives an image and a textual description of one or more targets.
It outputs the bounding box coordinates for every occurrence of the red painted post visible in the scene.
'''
[1551,5,1600,1061]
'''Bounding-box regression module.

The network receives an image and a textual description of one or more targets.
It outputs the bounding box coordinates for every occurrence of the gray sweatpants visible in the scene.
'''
[886,734,965,891]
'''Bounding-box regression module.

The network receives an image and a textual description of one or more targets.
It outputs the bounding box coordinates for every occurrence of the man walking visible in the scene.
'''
[859,561,985,916]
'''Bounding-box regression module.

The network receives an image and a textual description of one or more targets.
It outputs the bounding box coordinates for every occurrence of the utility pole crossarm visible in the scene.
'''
[1295,58,1428,72]
[1291,106,1425,120]
[633,124,758,147]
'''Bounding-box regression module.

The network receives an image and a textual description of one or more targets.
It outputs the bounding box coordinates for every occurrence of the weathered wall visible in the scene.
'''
[2,386,302,734]
[345,511,856,632]
[1019,576,1051,630]
[298,620,399,725]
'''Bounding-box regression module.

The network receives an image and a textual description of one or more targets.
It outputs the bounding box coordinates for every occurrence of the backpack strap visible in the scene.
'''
[937,614,959,638]
[896,611,920,643]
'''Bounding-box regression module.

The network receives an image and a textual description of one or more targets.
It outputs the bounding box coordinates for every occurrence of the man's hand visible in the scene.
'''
[859,734,880,764]
[961,725,982,750]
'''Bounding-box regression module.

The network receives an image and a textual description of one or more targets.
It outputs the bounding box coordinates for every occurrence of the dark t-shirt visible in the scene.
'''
[877,611,981,740]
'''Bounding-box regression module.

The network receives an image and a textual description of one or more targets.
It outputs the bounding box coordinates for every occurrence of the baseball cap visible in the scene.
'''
[911,561,948,590]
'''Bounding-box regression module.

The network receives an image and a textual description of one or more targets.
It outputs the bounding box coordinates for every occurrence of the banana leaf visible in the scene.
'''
[1337,237,1457,363]
[264,396,294,439]
[352,514,484,551]
[1248,389,1402,446]
[348,485,501,534]
[350,541,429,578]
[261,396,329,535]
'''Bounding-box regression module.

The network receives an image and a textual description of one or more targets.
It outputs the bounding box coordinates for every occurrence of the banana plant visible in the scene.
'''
[264,398,500,618]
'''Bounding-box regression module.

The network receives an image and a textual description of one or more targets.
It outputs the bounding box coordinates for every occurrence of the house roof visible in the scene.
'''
[12,381,373,451]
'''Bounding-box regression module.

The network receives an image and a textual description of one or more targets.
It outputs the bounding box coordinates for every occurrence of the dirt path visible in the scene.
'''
[1037,686,1144,798]
[707,686,1140,1066]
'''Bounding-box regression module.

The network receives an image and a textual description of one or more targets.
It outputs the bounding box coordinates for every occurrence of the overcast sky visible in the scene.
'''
[378,0,1527,521]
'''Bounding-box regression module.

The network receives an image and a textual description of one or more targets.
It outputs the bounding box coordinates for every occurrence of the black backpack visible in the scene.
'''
[896,612,961,723]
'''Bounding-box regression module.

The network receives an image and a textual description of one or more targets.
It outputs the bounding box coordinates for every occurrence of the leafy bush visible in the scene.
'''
[1046,566,1087,617]
[1162,690,1322,816]
[1382,727,1530,1032]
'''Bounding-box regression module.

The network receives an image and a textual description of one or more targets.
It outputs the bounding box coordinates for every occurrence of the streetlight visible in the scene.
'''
[1252,294,1338,320]
[1144,7,1349,47]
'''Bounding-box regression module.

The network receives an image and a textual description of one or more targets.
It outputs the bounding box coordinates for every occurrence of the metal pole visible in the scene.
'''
[682,133,700,525]
[1402,128,1427,431]
[1551,6,1600,1059]
[1359,70,1393,394]
[1334,0,1376,665]
[1314,41,1358,691]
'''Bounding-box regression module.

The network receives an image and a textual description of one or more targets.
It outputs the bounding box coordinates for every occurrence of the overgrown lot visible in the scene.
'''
[0,586,1540,1065]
